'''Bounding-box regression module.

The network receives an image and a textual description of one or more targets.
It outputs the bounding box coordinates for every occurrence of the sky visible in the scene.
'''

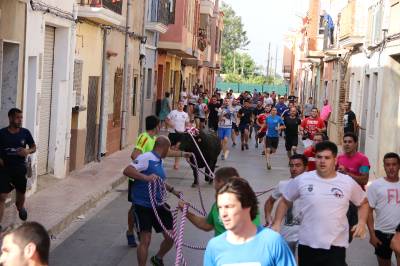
[222,0,309,74]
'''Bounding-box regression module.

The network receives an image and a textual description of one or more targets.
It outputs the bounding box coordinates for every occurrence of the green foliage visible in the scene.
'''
[220,2,249,58]
[224,73,244,83]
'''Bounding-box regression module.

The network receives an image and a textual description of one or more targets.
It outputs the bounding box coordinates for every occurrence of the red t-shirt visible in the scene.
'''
[301,117,325,140]
[303,146,316,171]
[257,113,269,133]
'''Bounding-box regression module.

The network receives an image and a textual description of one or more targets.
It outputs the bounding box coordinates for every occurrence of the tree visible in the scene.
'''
[220,2,249,59]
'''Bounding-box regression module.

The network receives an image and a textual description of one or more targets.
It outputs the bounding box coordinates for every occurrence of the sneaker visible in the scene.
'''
[224,150,230,160]
[261,151,265,155]
[241,144,244,151]
[245,144,249,150]
[126,231,138,247]
[232,142,236,147]
[255,142,258,148]
[267,162,272,170]
[221,154,225,160]
[151,255,164,266]
[18,208,28,221]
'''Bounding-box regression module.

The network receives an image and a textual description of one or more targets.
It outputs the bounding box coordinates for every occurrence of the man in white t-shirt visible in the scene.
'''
[264,154,308,255]
[272,141,368,266]
[367,152,400,266]
[217,98,234,160]
[166,100,190,170]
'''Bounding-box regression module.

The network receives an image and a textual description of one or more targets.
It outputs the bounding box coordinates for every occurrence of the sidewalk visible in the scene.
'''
[1,147,133,236]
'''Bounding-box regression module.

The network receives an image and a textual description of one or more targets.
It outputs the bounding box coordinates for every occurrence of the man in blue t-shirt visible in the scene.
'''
[123,136,179,266]
[0,108,36,231]
[204,178,295,266]
[264,107,285,170]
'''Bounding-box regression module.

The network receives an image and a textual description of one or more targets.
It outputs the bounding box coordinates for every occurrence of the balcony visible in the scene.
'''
[78,0,124,26]
[338,0,364,48]
[145,0,171,33]
[200,0,214,16]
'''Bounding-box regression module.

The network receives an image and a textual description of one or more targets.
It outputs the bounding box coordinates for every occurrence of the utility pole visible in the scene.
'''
[274,45,278,78]
[266,42,271,78]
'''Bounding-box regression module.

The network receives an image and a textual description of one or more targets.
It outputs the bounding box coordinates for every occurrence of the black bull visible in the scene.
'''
[178,130,221,186]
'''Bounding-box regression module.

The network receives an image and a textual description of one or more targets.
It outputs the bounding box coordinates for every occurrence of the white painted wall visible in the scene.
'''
[23,1,76,181]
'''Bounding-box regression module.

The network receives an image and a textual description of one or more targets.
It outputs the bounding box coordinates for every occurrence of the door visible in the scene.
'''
[359,75,370,152]
[37,26,55,175]
[85,77,99,164]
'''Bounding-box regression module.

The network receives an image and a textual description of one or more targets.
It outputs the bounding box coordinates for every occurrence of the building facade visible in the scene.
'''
[285,0,400,179]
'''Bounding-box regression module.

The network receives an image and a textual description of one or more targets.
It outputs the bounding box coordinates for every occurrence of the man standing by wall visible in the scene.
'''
[343,102,358,135]
[0,108,36,231]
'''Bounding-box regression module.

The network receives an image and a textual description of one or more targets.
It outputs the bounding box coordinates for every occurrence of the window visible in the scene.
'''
[132,76,137,116]
[146,68,153,99]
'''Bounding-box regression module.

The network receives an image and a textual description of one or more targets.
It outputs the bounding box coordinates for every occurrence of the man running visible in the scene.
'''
[207,96,221,132]
[367,152,400,266]
[217,99,234,160]
[303,132,324,171]
[0,108,36,231]
[237,99,253,151]
[275,96,288,117]
[300,107,326,140]
[284,107,302,160]
[204,178,296,266]
[230,99,241,147]
[264,107,285,170]
[343,102,358,134]
[179,167,260,236]
[303,97,314,118]
[252,100,265,148]
[166,100,190,170]
[264,154,308,255]
[123,136,179,266]
[127,116,191,247]
[272,141,368,266]
[337,132,370,242]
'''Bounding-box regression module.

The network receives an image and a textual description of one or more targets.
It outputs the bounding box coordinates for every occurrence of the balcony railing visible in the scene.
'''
[80,0,123,15]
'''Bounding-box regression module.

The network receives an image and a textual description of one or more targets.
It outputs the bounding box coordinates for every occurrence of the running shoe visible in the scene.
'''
[126,231,138,247]
[245,144,249,150]
[232,142,236,147]
[221,154,225,160]
[18,208,28,221]
[267,162,272,170]
[224,150,230,160]
[241,144,244,151]
[151,256,164,266]
[255,142,258,148]
[261,151,265,155]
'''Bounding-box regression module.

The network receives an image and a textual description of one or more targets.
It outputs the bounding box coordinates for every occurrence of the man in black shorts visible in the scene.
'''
[237,100,253,150]
[123,136,180,266]
[0,108,36,231]
[284,107,301,160]
[252,100,264,148]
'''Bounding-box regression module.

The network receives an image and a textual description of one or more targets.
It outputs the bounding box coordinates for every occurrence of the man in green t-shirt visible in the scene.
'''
[127,116,193,247]
[178,167,261,236]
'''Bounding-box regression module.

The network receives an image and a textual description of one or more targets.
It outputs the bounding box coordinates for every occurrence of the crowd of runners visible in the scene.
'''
[0,87,398,266]
[121,87,400,266]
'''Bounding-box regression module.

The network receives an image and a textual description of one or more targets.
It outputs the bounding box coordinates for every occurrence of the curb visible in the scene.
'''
[47,174,127,237]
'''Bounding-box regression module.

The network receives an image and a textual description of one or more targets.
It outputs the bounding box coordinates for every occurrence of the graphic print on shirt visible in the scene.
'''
[387,189,400,203]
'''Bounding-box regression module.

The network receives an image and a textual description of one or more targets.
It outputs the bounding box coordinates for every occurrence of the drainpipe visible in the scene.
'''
[138,0,147,133]
[120,0,132,149]
[98,26,110,161]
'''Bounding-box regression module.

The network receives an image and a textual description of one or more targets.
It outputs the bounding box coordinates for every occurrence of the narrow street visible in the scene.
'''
[50,137,377,266]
